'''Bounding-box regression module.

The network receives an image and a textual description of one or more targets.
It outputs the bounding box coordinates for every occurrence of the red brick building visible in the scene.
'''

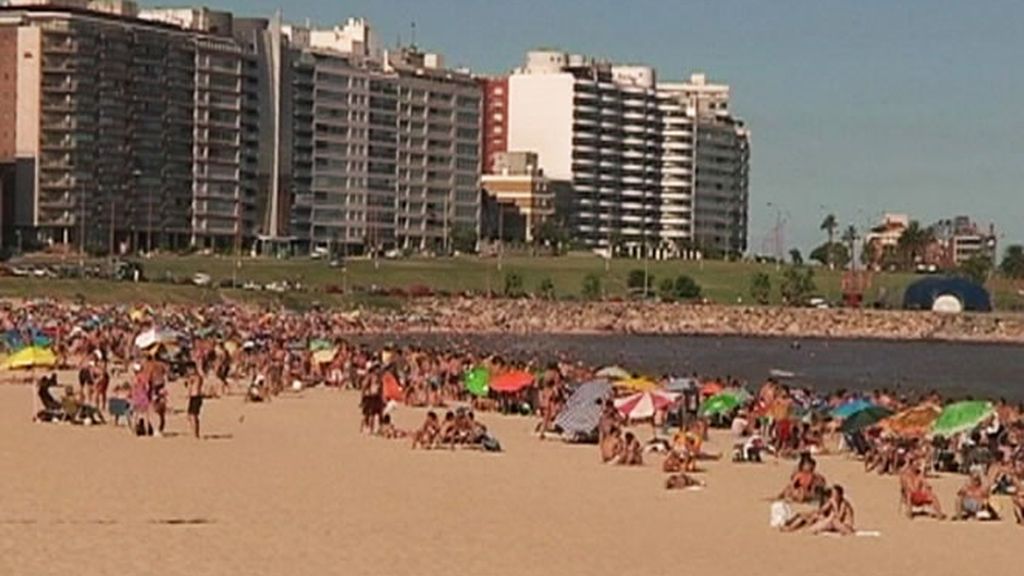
[478,76,508,174]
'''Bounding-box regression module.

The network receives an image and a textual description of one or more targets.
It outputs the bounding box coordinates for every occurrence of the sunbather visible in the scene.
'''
[779,455,826,503]
[809,484,855,536]
[600,427,624,463]
[617,432,643,466]
[955,473,997,520]
[411,411,440,449]
[900,462,946,519]
[665,473,705,490]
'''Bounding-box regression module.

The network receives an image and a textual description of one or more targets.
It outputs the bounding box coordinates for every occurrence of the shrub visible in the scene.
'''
[581,273,602,301]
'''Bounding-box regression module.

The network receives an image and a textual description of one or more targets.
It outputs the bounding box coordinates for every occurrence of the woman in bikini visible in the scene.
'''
[809,484,855,536]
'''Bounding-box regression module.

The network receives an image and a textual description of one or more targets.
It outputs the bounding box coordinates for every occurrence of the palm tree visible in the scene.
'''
[820,214,838,269]
[841,225,858,270]
[896,221,933,270]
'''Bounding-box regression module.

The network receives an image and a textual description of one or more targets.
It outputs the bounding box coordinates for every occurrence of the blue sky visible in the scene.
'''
[214,0,1024,252]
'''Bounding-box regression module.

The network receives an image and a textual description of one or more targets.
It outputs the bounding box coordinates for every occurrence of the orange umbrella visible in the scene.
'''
[489,370,534,393]
[879,403,941,438]
[383,373,403,402]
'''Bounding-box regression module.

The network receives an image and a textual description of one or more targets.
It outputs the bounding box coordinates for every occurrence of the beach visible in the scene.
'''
[0,381,1018,576]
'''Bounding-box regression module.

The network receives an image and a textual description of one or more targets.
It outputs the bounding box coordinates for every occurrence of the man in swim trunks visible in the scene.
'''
[900,461,946,519]
[955,473,994,520]
[186,363,204,439]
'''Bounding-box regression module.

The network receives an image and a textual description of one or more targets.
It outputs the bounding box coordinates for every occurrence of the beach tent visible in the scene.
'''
[902,277,992,313]
[554,379,613,435]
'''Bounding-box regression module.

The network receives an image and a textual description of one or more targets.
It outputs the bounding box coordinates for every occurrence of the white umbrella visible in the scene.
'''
[134,328,179,349]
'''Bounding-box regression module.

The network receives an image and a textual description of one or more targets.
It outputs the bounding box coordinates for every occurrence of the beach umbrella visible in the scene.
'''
[879,404,941,438]
[596,365,631,380]
[309,339,333,352]
[699,381,724,397]
[555,379,613,435]
[490,370,535,393]
[2,346,56,370]
[134,328,179,350]
[931,401,994,437]
[840,405,894,434]
[312,347,338,365]
[699,393,741,417]
[464,367,490,397]
[616,377,659,392]
[831,399,875,419]
[382,372,403,402]
[614,390,680,420]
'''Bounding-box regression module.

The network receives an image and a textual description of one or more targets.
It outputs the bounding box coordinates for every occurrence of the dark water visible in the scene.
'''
[356,333,1024,401]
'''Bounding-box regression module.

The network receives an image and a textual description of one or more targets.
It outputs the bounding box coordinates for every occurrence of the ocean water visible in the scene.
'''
[358,333,1024,402]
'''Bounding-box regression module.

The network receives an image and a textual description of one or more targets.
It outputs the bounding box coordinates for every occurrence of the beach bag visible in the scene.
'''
[770,501,792,528]
[482,436,502,452]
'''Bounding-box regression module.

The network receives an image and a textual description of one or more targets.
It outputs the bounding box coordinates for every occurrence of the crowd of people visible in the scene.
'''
[5,298,1024,536]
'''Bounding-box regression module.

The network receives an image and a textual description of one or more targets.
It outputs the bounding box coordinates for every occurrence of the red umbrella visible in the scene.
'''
[700,381,724,397]
[489,370,535,393]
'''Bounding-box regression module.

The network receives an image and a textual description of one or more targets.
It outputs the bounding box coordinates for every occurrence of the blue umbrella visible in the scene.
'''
[831,399,874,419]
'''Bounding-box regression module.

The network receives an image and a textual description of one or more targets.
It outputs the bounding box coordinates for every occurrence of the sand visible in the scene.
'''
[0,381,1019,576]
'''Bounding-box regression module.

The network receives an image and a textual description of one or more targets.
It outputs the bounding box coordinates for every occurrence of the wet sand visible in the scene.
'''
[0,382,1019,576]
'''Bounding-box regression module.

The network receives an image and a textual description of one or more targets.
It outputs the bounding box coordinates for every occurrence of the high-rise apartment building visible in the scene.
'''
[507,51,662,253]
[275,20,480,254]
[139,6,259,250]
[660,74,749,255]
[0,0,199,252]
[503,51,749,257]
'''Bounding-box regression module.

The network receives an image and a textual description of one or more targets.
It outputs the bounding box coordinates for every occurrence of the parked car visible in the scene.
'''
[192,273,212,287]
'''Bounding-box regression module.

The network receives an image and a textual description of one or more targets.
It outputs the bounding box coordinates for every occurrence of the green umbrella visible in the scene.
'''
[931,401,994,437]
[840,405,893,434]
[309,339,333,352]
[464,367,490,397]
[699,393,741,416]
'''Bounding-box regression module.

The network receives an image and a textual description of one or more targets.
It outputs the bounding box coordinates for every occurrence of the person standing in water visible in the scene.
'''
[186,363,204,439]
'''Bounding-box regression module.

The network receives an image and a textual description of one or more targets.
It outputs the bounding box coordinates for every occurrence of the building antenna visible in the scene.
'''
[410,21,416,48]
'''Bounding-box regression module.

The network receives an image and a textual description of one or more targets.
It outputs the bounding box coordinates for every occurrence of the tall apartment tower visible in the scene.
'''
[139,6,259,250]
[506,50,662,253]
[0,0,198,252]
[503,51,749,257]
[275,20,480,255]
[659,74,749,255]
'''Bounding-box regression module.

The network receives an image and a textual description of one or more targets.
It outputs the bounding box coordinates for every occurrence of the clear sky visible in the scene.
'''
[214,0,1024,253]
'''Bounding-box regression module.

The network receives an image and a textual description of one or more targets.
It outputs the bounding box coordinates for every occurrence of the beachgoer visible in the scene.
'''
[411,411,440,449]
[955,473,995,520]
[900,462,946,519]
[618,432,643,466]
[186,363,204,439]
[809,484,855,535]
[779,455,826,503]
[601,426,624,463]
[665,473,705,490]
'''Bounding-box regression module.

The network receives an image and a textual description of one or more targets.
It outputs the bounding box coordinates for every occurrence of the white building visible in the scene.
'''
[507,52,749,256]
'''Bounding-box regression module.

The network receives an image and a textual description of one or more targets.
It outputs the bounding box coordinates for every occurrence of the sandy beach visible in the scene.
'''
[0,380,1019,576]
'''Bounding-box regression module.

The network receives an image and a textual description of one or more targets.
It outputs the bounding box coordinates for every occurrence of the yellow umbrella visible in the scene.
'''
[3,346,57,370]
[615,377,659,392]
[129,308,146,322]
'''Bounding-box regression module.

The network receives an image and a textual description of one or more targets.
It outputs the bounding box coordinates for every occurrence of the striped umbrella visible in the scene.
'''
[554,379,613,435]
[614,390,680,420]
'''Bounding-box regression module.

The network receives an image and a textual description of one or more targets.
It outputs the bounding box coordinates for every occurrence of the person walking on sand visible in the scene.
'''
[186,364,204,440]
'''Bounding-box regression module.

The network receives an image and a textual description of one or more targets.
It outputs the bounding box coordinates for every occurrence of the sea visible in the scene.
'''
[358,333,1024,402]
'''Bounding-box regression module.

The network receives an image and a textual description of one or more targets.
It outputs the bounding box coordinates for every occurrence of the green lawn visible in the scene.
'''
[6,253,1021,310]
